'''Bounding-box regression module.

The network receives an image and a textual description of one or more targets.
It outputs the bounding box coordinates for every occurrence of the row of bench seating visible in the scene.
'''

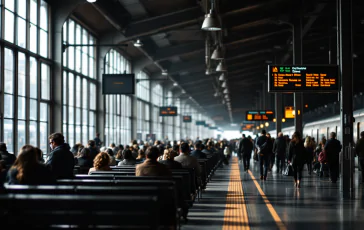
[0,153,222,229]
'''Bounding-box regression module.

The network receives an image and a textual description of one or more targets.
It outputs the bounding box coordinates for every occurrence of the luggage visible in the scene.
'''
[283,163,293,176]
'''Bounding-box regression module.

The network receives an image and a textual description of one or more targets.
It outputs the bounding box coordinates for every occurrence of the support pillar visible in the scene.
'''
[293,1,303,135]
[338,0,354,196]
[275,93,282,135]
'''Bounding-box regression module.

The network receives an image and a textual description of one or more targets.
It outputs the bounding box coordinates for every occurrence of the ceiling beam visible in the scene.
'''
[153,41,205,62]
[167,58,205,75]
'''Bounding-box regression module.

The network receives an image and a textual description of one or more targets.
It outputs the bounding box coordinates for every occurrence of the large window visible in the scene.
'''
[0,0,51,155]
[62,18,97,147]
[104,49,132,146]
[136,71,151,141]
[152,84,163,140]
[165,91,174,141]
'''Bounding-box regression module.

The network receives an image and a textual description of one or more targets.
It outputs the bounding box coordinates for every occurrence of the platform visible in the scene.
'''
[182,156,364,230]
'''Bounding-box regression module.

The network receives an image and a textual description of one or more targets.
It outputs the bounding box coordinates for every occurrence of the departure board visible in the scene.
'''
[159,106,177,116]
[246,110,274,121]
[183,116,192,122]
[268,65,339,93]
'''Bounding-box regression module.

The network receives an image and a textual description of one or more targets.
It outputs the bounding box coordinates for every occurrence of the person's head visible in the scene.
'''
[0,143,7,152]
[11,145,39,182]
[330,132,336,139]
[88,140,96,148]
[118,144,124,151]
[34,147,44,163]
[137,149,145,159]
[242,134,246,138]
[163,149,178,160]
[261,130,266,135]
[145,146,160,160]
[78,147,90,158]
[48,133,65,149]
[123,149,133,160]
[194,142,202,150]
[266,133,271,138]
[110,143,116,148]
[291,131,302,143]
[180,142,190,154]
[93,152,110,169]
[96,132,100,137]
[105,148,114,157]
[115,150,123,160]
[278,132,283,138]
[361,131,364,138]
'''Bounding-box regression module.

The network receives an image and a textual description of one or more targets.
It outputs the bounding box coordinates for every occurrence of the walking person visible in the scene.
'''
[255,130,271,180]
[288,131,306,188]
[239,134,254,171]
[324,132,342,183]
[273,132,286,173]
[355,131,364,183]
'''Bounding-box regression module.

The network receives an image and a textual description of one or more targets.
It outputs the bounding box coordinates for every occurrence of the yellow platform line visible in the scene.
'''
[223,158,250,230]
[248,170,287,230]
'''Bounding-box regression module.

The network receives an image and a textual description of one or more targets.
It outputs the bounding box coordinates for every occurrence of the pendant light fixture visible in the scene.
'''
[133,39,143,47]
[87,0,97,3]
[216,60,227,72]
[201,0,221,31]
[211,45,223,60]
[218,73,225,81]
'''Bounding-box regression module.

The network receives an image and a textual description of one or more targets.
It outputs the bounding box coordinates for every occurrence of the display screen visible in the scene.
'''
[102,74,135,94]
[268,65,339,93]
[183,116,192,122]
[196,121,206,126]
[159,106,177,116]
[246,110,274,121]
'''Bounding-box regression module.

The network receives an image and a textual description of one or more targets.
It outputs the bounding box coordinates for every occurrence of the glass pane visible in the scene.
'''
[29,23,38,53]
[68,20,75,43]
[4,48,14,94]
[4,119,14,153]
[63,21,67,43]
[5,0,15,11]
[68,124,74,147]
[40,103,48,122]
[18,97,26,120]
[30,0,38,25]
[18,0,27,18]
[89,126,95,141]
[76,76,81,107]
[82,109,88,125]
[29,121,38,146]
[4,10,14,43]
[29,57,37,98]
[90,83,96,110]
[40,1,48,30]
[41,64,50,100]
[69,106,74,124]
[4,94,14,118]
[75,126,81,143]
[68,73,74,106]
[18,52,26,96]
[63,105,67,123]
[40,30,48,57]
[17,17,26,48]
[75,48,81,72]
[40,122,48,156]
[68,47,74,70]
[76,108,81,125]
[63,72,67,104]
[29,99,38,120]
[89,112,95,127]
[18,120,26,151]
[82,53,88,75]
[82,79,88,108]
[89,57,94,78]
[82,126,88,146]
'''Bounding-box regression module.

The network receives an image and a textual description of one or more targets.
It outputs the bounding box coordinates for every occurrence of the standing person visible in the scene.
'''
[324,132,342,183]
[46,133,75,179]
[288,131,306,188]
[304,136,315,175]
[355,131,364,183]
[94,132,103,149]
[239,134,254,171]
[255,130,270,180]
[273,132,287,174]
[0,143,16,169]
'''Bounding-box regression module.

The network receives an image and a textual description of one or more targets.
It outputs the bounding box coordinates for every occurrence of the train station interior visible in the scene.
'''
[0,0,364,229]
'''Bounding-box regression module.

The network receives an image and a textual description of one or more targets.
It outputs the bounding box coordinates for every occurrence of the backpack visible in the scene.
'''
[318,151,327,163]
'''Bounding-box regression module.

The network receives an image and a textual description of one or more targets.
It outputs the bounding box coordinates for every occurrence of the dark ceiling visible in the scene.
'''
[70,0,364,129]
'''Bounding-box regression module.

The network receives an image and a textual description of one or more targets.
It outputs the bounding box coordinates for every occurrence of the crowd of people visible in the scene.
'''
[0,132,231,187]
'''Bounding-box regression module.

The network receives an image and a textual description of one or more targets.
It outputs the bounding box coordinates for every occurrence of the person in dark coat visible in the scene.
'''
[255,130,270,180]
[324,132,342,183]
[0,143,16,169]
[159,149,182,169]
[190,142,207,159]
[273,132,287,173]
[239,134,254,171]
[46,132,75,179]
[288,131,306,188]
[7,145,56,185]
[136,146,172,177]
[355,131,364,183]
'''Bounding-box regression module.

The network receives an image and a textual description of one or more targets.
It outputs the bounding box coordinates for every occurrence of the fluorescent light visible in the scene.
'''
[133,39,143,47]
[87,0,97,2]
[161,70,168,76]
[173,82,178,86]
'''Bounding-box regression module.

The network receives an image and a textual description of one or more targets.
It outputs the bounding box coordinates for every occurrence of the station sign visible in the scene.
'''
[182,115,192,122]
[196,121,206,126]
[268,65,339,93]
[285,106,295,119]
[159,106,177,116]
[246,110,274,121]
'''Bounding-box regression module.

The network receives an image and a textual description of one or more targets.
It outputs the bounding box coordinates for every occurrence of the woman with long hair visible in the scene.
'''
[288,131,306,188]
[7,145,55,185]
[304,136,315,175]
[88,151,112,174]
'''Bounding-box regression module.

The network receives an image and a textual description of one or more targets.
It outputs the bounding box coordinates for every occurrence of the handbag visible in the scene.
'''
[282,163,293,176]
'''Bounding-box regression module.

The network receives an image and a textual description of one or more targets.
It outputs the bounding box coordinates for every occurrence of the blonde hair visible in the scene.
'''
[163,149,177,160]
[93,152,111,170]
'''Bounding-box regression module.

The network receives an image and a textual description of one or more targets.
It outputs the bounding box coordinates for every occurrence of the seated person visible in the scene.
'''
[159,149,182,169]
[136,149,146,164]
[105,148,116,166]
[88,152,112,174]
[7,145,56,185]
[136,146,172,177]
[190,142,207,159]
[115,149,123,164]
[75,147,93,168]
[0,160,7,185]
[117,150,136,166]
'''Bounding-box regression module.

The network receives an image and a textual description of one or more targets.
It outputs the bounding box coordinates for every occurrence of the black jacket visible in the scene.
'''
[239,138,253,156]
[46,143,75,179]
[159,160,183,169]
[324,138,342,162]
[273,137,287,157]
[288,140,306,167]
[0,150,16,169]
[190,150,207,159]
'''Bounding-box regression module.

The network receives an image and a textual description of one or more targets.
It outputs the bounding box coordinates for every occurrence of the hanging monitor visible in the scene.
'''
[102,74,135,94]
[183,116,192,122]
[268,65,339,93]
[159,106,178,116]
[246,110,274,121]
